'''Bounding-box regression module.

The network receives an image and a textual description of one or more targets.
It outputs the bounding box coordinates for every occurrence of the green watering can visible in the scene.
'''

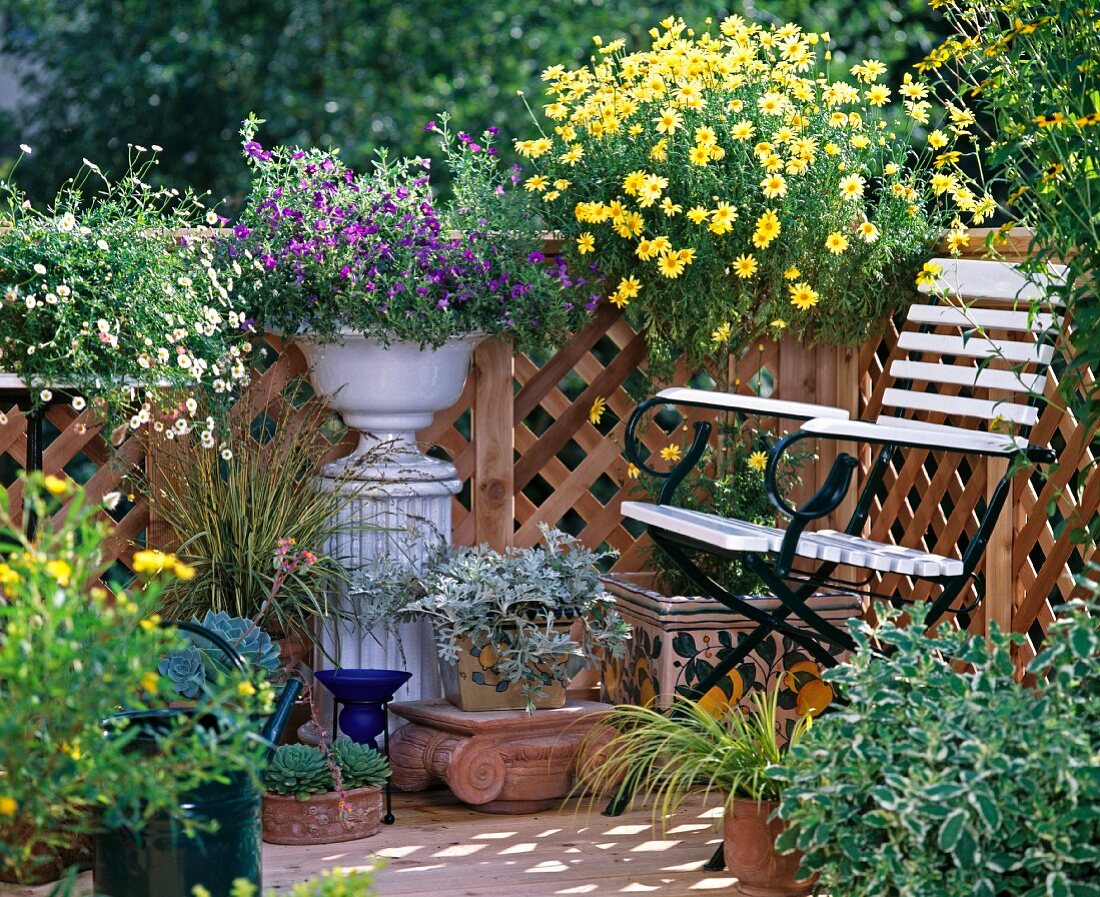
[93,620,302,897]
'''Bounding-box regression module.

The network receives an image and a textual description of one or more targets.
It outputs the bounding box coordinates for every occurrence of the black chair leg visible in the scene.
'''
[703,842,726,872]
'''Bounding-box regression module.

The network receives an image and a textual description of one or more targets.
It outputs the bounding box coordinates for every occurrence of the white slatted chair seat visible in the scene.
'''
[623,501,963,578]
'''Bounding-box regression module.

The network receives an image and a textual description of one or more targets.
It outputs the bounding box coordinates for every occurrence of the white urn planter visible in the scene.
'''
[297,330,483,712]
[297,330,482,481]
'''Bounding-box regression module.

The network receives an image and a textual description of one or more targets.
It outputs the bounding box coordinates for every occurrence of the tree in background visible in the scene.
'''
[0,1,949,208]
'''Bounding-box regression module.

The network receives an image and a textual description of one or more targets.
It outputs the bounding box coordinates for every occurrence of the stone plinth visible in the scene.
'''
[389,699,614,814]
[318,462,459,709]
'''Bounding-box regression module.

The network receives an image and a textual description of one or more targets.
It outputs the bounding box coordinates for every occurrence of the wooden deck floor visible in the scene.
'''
[10,790,739,897]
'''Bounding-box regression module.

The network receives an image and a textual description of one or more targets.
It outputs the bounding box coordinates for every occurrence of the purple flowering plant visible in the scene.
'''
[230,113,589,351]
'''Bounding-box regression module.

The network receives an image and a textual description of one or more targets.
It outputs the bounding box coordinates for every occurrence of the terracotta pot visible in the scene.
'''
[723,798,817,897]
[275,633,310,670]
[262,785,383,845]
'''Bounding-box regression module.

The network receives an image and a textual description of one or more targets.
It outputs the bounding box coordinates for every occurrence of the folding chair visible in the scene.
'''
[608,257,1063,841]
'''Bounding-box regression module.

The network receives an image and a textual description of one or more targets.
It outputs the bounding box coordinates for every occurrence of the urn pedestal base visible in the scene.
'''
[388,699,613,814]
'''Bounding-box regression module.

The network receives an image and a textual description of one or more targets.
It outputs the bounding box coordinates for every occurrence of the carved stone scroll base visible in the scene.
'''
[388,699,614,814]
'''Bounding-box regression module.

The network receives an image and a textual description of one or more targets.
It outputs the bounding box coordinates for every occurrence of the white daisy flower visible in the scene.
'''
[39,389,53,402]
[96,239,109,251]
[19,144,32,154]
[33,263,46,275]
[57,212,76,232]
[72,396,86,411]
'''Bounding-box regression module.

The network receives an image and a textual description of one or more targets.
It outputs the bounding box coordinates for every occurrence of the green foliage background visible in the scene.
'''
[0,1,948,207]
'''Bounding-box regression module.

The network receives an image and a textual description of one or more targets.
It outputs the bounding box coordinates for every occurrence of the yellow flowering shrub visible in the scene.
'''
[519,15,987,368]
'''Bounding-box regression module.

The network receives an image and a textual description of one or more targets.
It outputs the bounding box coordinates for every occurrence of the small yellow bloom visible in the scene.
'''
[838,174,866,200]
[752,209,781,249]
[173,562,197,581]
[858,222,880,243]
[789,282,820,311]
[732,255,758,279]
[771,319,788,330]
[43,474,70,496]
[625,463,641,480]
[616,275,641,299]
[687,206,710,225]
[916,260,943,288]
[760,173,787,199]
[45,559,73,587]
[0,796,16,816]
[576,232,595,255]
[747,451,769,472]
[132,550,175,575]
[656,250,687,279]
[660,444,683,463]
[589,396,608,425]
[0,563,19,586]
[689,144,712,166]
[660,197,682,217]
[712,322,733,344]
[237,681,258,697]
[140,672,160,694]
[825,232,849,255]
[784,266,801,280]
[524,174,548,192]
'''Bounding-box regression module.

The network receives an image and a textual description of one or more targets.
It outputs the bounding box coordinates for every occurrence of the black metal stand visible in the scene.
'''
[332,696,396,825]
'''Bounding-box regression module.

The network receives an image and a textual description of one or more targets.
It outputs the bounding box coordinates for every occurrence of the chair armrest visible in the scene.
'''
[656,387,850,421]
[799,418,1042,458]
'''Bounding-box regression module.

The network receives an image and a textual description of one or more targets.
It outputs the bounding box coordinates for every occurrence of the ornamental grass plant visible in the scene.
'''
[519,15,987,370]
[143,398,358,652]
[229,112,586,352]
[0,147,253,434]
[581,684,815,823]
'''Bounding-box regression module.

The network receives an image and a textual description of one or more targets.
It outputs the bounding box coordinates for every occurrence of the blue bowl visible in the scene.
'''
[314,668,412,704]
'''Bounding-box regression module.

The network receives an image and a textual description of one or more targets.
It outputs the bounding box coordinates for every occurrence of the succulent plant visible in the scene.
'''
[190,610,282,678]
[157,644,206,698]
[332,738,391,789]
[264,743,333,799]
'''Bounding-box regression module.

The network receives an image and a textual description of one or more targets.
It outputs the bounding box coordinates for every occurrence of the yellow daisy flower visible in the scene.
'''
[576,232,596,255]
[660,444,683,463]
[732,254,758,279]
[789,282,820,310]
[589,396,608,425]
[825,232,849,254]
[747,451,769,472]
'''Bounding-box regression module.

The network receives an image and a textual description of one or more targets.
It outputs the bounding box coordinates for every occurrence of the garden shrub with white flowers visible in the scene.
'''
[230,113,586,352]
[0,147,253,440]
[519,15,989,370]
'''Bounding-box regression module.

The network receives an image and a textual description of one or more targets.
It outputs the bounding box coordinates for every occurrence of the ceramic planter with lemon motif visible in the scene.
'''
[441,623,572,712]
[600,574,863,742]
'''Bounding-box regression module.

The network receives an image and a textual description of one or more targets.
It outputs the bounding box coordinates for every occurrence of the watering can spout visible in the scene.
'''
[260,676,303,755]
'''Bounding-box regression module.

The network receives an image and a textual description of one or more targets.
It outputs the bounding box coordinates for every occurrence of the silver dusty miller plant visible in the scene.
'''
[405,524,631,710]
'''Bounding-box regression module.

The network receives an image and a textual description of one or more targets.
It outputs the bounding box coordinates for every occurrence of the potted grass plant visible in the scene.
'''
[582,686,822,897]
[141,399,360,666]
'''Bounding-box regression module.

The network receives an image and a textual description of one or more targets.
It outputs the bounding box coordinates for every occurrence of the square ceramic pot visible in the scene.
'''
[600,574,864,742]
[441,633,567,712]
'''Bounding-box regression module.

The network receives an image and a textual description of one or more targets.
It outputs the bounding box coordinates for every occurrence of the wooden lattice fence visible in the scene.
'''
[0,231,1095,658]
